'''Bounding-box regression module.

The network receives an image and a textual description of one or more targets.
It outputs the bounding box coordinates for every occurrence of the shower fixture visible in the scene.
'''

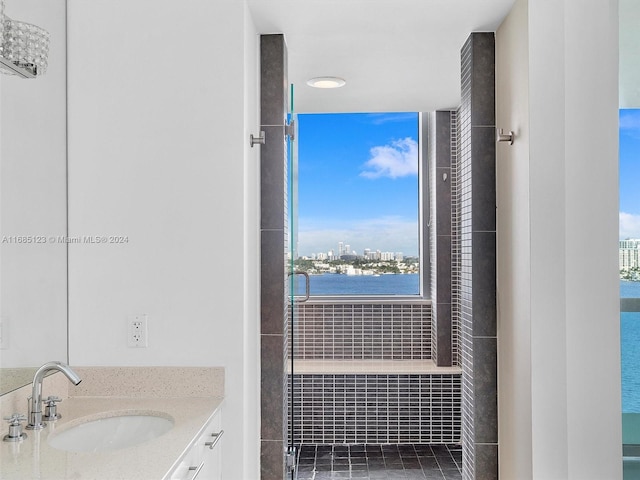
[0,0,50,78]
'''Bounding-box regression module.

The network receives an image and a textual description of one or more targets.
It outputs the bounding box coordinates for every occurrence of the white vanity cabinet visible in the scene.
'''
[165,409,223,480]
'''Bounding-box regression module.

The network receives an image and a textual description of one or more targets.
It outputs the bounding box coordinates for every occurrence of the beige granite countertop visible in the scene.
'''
[0,367,224,480]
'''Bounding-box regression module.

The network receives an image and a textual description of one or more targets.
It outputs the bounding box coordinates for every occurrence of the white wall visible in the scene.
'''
[497,0,621,478]
[495,0,532,477]
[67,1,259,478]
[1,0,68,369]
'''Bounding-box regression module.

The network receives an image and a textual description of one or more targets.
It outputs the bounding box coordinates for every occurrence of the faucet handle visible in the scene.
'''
[43,395,62,405]
[42,396,63,421]
[4,414,27,424]
[3,414,27,442]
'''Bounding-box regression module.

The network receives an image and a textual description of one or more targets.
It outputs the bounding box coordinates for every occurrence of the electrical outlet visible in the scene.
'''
[127,315,148,347]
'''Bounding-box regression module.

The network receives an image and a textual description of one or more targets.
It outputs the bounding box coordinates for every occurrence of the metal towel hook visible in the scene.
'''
[250,131,265,147]
[497,128,515,145]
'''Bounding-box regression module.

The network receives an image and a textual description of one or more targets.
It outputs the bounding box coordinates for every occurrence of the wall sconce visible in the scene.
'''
[496,128,515,145]
[0,0,50,78]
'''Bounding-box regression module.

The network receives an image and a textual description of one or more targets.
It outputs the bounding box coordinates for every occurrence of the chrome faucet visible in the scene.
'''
[26,361,82,430]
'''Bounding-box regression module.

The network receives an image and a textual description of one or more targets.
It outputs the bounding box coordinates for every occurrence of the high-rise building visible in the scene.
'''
[620,239,640,270]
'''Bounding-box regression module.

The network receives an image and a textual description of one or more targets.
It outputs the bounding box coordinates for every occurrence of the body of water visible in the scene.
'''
[622,281,640,412]
[293,273,419,296]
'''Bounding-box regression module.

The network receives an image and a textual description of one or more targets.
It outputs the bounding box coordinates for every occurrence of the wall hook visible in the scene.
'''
[250,131,265,147]
[496,128,514,145]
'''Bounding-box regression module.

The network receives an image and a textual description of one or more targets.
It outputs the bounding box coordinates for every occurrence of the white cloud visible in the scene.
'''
[620,111,640,131]
[360,137,418,179]
[297,216,418,257]
[620,212,640,240]
[367,113,417,125]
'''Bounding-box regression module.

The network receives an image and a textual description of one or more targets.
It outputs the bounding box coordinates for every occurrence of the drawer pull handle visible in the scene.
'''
[204,430,224,450]
[188,461,205,479]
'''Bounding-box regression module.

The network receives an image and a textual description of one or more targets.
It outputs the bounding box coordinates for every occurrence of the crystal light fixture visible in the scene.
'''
[0,0,50,78]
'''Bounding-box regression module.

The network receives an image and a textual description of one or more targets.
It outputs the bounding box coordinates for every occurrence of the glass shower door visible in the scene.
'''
[286,84,306,479]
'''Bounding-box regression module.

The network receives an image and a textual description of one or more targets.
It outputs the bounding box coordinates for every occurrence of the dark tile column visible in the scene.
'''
[458,32,497,480]
[430,111,454,367]
[260,34,288,480]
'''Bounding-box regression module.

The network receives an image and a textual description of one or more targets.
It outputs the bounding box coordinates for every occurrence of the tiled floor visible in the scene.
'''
[294,444,463,480]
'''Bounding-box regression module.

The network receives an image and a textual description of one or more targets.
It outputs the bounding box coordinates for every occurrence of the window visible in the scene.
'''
[292,112,428,296]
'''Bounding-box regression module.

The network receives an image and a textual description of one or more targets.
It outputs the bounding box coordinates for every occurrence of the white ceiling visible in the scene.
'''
[247,0,516,113]
[249,0,640,113]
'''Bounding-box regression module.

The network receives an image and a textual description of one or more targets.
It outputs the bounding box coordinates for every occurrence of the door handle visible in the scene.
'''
[288,270,310,302]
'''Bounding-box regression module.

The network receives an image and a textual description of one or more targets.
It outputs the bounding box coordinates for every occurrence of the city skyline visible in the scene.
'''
[301,239,410,261]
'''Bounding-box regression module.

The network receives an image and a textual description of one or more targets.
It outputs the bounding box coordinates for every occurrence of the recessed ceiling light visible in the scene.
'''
[306,77,346,89]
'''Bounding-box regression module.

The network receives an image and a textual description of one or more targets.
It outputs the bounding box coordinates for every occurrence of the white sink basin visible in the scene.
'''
[48,414,174,453]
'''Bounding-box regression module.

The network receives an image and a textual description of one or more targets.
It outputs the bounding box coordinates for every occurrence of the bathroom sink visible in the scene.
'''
[48,414,174,453]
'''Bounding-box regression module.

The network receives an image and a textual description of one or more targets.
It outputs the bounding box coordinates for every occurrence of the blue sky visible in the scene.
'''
[620,109,640,239]
[295,109,640,255]
[296,112,419,257]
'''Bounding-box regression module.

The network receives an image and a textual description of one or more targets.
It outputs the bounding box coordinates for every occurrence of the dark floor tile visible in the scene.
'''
[435,458,457,470]
[414,445,434,455]
[398,445,417,453]
[330,472,351,479]
[405,469,427,480]
[314,474,333,480]
[402,459,422,469]
[295,443,463,480]
[369,472,390,480]
[442,470,462,480]
[431,446,450,456]
[419,456,440,469]
[424,471,446,480]
[386,471,409,479]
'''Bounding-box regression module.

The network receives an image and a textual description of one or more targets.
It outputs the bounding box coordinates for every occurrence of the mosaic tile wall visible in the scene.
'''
[459,32,498,480]
[450,111,460,368]
[291,303,432,360]
[288,374,462,445]
[287,301,462,446]
[458,34,475,480]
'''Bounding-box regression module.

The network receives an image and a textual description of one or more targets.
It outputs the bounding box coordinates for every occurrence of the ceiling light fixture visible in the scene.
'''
[0,0,50,78]
[306,77,346,89]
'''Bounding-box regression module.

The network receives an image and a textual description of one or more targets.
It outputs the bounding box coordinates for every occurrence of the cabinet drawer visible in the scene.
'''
[166,411,223,480]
